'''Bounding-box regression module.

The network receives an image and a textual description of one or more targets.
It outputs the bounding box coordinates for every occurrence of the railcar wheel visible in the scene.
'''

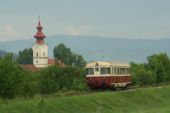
[122,85,128,90]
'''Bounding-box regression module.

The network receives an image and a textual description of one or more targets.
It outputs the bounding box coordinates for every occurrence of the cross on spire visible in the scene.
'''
[38,15,40,22]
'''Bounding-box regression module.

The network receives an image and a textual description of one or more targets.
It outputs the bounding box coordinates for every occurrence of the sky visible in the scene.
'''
[0,0,170,41]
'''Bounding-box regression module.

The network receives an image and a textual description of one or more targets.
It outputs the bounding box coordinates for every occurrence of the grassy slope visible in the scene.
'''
[0,85,170,113]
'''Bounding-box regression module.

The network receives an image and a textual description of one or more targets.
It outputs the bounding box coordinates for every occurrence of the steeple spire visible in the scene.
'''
[38,15,40,22]
[34,16,46,44]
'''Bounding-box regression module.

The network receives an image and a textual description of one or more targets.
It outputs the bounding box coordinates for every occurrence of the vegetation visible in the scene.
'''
[0,53,86,99]
[17,48,33,64]
[1,45,170,100]
[39,65,87,96]
[0,53,24,98]
[131,53,170,86]
[53,43,86,67]
[0,50,6,57]
[1,46,170,112]
[0,85,170,113]
[0,44,87,99]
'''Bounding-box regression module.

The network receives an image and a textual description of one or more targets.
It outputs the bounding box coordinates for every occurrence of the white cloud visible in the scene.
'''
[65,26,80,35]
[64,25,93,35]
[0,25,19,41]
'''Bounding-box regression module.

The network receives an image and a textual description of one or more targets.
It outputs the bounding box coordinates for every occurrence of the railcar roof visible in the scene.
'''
[86,61,130,67]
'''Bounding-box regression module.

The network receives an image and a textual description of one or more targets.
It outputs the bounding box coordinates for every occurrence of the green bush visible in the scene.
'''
[20,72,36,98]
[131,53,170,86]
[0,54,24,99]
[136,70,156,86]
[38,65,87,95]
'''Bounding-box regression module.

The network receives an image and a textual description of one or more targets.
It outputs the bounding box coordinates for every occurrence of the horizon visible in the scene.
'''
[0,0,170,41]
[0,34,170,43]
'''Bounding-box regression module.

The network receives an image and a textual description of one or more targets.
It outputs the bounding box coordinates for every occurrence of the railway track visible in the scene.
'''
[54,83,170,97]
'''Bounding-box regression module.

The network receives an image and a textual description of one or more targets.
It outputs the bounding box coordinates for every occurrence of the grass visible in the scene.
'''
[0,85,170,113]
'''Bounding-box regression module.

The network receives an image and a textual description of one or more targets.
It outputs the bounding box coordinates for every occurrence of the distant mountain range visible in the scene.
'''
[0,35,169,63]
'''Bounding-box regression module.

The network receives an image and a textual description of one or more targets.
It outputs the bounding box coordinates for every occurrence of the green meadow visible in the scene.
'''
[0,85,170,113]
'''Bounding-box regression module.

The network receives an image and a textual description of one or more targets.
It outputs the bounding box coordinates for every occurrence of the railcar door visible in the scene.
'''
[94,67,100,75]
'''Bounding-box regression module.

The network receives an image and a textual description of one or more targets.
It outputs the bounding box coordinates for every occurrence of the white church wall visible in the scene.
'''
[33,43,48,68]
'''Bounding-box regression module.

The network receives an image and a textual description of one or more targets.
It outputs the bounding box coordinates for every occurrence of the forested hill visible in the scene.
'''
[0,35,170,63]
[0,50,6,57]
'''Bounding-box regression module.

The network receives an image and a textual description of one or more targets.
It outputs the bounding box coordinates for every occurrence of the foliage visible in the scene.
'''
[39,66,58,95]
[131,53,170,86]
[0,50,6,57]
[53,43,86,67]
[136,70,156,86]
[0,54,24,98]
[0,51,86,98]
[147,53,170,83]
[1,85,170,113]
[17,48,33,64]
[39,65,87,95]
[20,72,36,98]
[1,50,170,99]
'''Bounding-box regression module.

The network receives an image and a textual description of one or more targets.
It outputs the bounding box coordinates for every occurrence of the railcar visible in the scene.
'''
[86,61,131,89]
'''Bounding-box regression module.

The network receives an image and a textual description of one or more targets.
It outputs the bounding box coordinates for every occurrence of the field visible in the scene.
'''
[0,85,170,113]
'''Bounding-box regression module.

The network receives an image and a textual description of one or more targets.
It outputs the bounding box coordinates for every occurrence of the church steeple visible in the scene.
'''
[33,16,48,68]
[34,16,46,44]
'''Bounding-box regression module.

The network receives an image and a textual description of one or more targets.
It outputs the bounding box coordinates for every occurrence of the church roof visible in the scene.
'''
[20,64,39,72]
[34,17,46,44]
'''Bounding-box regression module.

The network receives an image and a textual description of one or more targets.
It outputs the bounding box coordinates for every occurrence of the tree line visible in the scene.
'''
[131,53,170,86]
[1,43,170,99]
[0,53,87,99]
[17,43,86,67]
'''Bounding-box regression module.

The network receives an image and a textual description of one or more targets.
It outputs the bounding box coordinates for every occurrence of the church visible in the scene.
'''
[20,18,62,71]
[32,18,49,68]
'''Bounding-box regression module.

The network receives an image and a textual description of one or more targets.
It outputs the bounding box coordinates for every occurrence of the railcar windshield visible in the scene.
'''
[86,68,94,75]
[100,67,111,74]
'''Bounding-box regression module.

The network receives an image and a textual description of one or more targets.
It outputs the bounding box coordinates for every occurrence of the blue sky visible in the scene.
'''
[0,0,170,41]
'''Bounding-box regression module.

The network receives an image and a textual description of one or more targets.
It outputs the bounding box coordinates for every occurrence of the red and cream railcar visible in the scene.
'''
[86,61,131,88]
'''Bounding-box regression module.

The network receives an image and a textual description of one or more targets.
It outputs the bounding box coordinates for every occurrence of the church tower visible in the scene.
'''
[32,17,48,68]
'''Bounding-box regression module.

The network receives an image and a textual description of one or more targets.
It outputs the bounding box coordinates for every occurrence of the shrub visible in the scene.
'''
[0,54,24,99]
[38,65,87,95]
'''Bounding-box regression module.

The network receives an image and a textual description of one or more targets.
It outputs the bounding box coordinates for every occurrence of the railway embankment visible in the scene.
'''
[0,84,170,113]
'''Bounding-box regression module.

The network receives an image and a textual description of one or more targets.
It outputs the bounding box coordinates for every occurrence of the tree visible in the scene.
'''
[136,70,156,86]
[73,54,86,68]
[20,72,36,98]
[53,43,71,66]
[17,48,33,64]
[130,62,156,86]
[0,50,6,57]
[147,53,170,83]
[38,65,87,95]
[39,66,59,95]
[131,53,170,86]
[0,54,24,98]
[53,43,86,67]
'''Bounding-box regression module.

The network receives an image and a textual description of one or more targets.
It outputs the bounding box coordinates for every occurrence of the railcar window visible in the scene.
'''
[117,68,120,74]
[116,68,125,74]
[121,68,126,74]
[86,68,94,75]
[126,68,131,74]
[119,68,122,74]
[114,67,118,74]
[100,67,111,74]
[95,67,99,71]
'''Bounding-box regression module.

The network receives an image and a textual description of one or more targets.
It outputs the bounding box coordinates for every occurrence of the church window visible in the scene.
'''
[37,52,38,57]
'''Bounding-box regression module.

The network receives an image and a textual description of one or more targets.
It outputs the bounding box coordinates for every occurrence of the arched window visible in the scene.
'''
[43,52,45,56]
[36,52,38,57]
